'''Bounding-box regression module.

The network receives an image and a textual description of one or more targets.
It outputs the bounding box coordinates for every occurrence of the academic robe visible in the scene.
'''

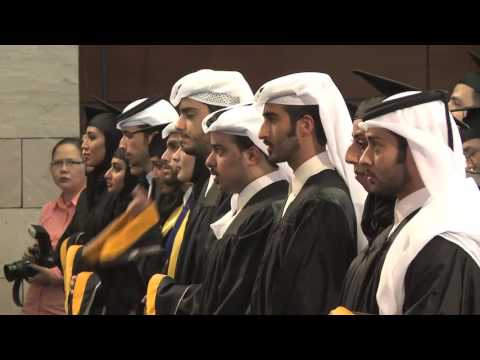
[78,188,184,315]
[249,169,357,315]
[171,180,288,315]
[174,179,232,285]
[339,208,480,314]
[96,189,185,314]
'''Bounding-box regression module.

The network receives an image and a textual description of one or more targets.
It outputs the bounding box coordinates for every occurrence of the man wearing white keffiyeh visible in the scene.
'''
[249,72,364,314]
[337,90,480,315]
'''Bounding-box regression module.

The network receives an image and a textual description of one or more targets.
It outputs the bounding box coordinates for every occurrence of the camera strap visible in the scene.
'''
[12,279,23,307]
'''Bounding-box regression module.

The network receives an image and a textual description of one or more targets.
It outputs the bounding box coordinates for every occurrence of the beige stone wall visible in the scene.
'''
[0,46,79,314]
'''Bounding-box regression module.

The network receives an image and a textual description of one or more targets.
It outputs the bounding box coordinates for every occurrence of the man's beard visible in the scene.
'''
[163,175,181,187]
[467,170,480,187]
[269,134,300,164]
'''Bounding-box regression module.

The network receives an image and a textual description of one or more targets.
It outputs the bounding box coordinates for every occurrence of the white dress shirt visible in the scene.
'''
[282,151,335,217]
[210,169,288,240]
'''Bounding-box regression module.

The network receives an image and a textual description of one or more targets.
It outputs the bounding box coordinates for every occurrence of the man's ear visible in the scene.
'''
[297,114,315,138]
[244,146,262,166]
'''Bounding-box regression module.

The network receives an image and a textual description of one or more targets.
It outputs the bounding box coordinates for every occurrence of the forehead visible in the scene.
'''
[121,126,146,141]
[86,125,103,134]
[179,98,209,112]
[463,138,480,150]
[210,131,236,145]
[122,125,145,133]
[263,103,288,116]
[365,126,399,143]
[352,119,366,136]
[53,143,81,159]
[452,83,475,99]
[111,156,126,165]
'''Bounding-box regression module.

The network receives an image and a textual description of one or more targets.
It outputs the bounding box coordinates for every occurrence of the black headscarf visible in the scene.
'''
[81,148,138,242]
[110,148,138,218]
[84,110,122,210]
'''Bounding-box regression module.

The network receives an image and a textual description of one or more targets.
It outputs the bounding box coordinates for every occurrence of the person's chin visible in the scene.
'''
[58,184,72,192]
[269,153,284,164]
[355,175,371,192]
[130,165,143,177]
[467,172,480,186]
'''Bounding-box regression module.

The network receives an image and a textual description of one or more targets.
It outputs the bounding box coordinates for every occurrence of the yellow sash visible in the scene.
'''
[82,202,160,265]
[167,211,190,277]
[71,271,94,315]
[145,274,167,315]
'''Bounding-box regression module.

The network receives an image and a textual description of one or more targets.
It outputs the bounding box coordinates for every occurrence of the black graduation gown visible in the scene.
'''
[148,179,231,314]
[174,178,232,284]
[403,236,480,314]
[339,209,480,314]
[92,225,165,315]
[92,188,184,315]
[249,169,357,315]
[177,181,289,315]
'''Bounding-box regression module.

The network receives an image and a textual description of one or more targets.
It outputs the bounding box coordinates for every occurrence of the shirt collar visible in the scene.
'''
[56,189,83,210]
[146,171,154,186]
[233,168,287,213]
[291,151,335,195]
[393,187,431,228]
[205,175,216,198]
[183,186,193,206]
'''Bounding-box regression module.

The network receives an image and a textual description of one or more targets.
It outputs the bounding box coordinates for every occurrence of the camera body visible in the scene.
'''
[3,225,54,282]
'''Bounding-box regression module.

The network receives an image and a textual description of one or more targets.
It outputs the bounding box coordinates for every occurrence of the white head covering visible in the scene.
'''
[169,69,254,108]
[202,104,293,181]
[162,121,179,139]
[254,72,368,252]
[116,98,178,130]
[359,91,480,314]
[202,104,269,155]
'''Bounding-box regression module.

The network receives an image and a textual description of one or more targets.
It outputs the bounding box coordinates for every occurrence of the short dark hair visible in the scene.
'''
[355,96,386,120]
[232,135,277,168]
[51,138,82,160]
[232,135,255,152]
[206,104,225,114]
[282,105,327,147]
[394,133,408,163]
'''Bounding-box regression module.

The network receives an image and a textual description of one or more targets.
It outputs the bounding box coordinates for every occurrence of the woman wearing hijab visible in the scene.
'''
[57,101,122,251]
[74,148,148,315]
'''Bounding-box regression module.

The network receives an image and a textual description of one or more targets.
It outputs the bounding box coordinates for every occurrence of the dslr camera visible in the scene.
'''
[3,225,55,282]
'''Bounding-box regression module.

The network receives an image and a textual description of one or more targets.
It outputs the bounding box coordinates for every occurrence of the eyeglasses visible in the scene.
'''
[121,130,137,139]
[50,159,84,169]
[121,125,151,139]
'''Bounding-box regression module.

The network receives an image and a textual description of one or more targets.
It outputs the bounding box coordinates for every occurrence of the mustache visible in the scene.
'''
[262,139,272,148]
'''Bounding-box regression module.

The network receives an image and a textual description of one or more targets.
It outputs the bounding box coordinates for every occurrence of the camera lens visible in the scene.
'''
[3,260,37,282]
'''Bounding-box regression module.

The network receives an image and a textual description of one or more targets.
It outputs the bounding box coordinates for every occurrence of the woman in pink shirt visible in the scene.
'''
[22,138,86,315]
